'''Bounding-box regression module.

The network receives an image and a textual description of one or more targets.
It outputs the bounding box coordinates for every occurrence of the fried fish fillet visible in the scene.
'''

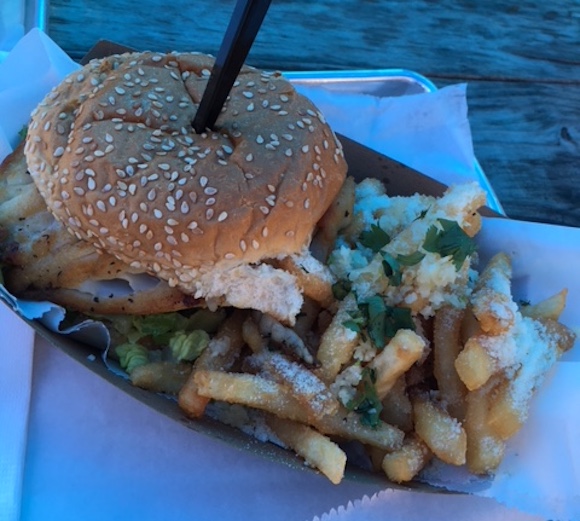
[0,143,200,314]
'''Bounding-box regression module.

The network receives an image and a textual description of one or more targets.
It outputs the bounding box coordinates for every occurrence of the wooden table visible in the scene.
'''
[46,0,580,227]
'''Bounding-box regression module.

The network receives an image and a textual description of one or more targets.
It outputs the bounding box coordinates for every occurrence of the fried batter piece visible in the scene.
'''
[0,144,199,314]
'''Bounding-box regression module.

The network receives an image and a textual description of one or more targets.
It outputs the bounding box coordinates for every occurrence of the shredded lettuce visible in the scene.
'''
[169,330,210,362]
[116,343,150,374]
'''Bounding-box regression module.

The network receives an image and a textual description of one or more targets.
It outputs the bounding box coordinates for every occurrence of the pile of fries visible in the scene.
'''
[116,177,575,485]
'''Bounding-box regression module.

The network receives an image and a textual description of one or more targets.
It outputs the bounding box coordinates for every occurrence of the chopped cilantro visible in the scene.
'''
[343,306,366,334]
[414,207,430,221]
[347,367,382,428]
[359,224,391,253]
[384,306,415,339]
[332,279,352,301]
[396,251,426,266]
[423,218,477,270]
[346,295,415,350]
[381,252,402,286]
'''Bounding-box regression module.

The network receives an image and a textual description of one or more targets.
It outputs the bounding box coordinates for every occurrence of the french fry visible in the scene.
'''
[258,313,314,364]
[485,377,524,440]
[433,305,467,420]
[460,306,483,343]
[520,289,568,321]
[454,335,497,391]
[464,377,505,474]
[130,362,192,395]
[380,376,413,433]
[316,293,360,383]
[276,255,335,308]
[369,329,425,399]
[471,252,517,335]
[194,369,404,451]
[178,310,246,418]
[266,415,347,485]
[315,407,404,451]
[311,175,356,262]
[258,351,339,419]
[242,315,266,353]
[487,316,576,440]
[381,434,432,483]
[193,370,306,421]
[412,394,466,466]
[292,296,322,343]
[538,317,576,355]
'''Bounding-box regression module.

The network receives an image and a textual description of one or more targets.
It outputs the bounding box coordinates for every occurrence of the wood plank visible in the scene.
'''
[44,0,580,227]
[439,78,580,227]
[46,0,580,79]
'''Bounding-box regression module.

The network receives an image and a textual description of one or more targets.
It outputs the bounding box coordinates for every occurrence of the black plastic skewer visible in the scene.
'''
[192,0,272,133]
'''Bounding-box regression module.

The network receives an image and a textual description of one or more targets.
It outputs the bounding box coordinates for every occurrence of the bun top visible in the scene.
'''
[24,51,347,291]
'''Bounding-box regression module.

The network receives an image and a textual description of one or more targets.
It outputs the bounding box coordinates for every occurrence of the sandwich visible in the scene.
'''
[1,50,347,324]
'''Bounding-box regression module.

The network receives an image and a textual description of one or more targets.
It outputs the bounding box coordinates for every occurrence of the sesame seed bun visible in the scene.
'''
[24,51,347,323]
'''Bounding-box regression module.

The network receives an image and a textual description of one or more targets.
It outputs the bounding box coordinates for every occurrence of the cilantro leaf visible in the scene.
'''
[381,252,402,286]
[396,251,426,266]
[332,279,352,301]
[414,207,430,221]
[343,307,366,334]
[384,306,415,339]
[423,218,477,270]
[364,295,388,348]
[356,296,415,349]
[359,224,391,253]
[347,367,383,428]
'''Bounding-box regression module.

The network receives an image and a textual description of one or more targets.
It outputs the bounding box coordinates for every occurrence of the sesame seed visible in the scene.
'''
[217,211,228,222]
[54,146,65,157]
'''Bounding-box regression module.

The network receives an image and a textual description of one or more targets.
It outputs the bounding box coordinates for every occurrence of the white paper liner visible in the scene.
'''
[0,28,578,521]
